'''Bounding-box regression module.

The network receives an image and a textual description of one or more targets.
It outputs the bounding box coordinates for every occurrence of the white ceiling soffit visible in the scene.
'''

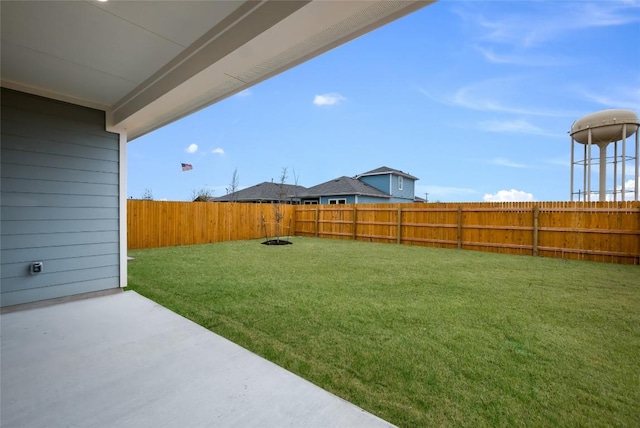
[1,1,433,140]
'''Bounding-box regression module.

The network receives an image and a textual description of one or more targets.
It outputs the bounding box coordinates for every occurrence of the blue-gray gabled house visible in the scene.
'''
[300,167,419,204]
[356,167,419,202]
[301,176,390,204]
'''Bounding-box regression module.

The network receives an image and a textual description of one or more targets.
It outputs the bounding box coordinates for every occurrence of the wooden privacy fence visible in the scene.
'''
[293,202,640,264]
[128,200,295,250]
[128,200,640,264]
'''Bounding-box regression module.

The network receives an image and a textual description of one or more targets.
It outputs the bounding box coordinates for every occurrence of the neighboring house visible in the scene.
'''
[355,167,418,203]
[217,167,421,205]
[211,182,307,204]
[300,176,391,204]
[301,167,420,204]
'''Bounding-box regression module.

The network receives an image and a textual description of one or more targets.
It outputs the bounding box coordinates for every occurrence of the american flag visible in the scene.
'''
[181,163,193,172]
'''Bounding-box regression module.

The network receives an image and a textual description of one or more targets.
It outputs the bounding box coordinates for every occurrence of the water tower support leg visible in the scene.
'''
[583,143,587,202]
[622,124,626,202]
[635,131,639,200]
[599,143,607,202]
[614,141,618,202]
[570,138,575,201]
[587,129,592,202]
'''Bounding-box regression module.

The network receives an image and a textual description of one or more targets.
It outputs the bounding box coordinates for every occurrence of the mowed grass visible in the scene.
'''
[127,237,640,427]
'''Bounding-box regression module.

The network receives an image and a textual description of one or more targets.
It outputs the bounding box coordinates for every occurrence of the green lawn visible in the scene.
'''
[127,237,640,427]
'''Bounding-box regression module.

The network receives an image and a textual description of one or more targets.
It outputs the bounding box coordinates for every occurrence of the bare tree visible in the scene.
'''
[228,168,239,201]
[273,167,288,240]
[192,187,214,202]
[291,168,300,204]
[141,188,153,200]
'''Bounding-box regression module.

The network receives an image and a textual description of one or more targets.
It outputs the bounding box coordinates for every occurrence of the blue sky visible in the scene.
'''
[128,0,640,202]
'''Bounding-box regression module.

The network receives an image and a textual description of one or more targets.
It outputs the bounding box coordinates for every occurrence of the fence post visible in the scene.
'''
[353,206,357,240]
[532,205,539,256]
[457,205,463,249]
[314,207,319,237]
[397,207,402,244]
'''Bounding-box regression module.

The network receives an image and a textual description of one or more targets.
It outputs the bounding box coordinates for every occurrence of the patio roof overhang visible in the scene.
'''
[1,0,433,140]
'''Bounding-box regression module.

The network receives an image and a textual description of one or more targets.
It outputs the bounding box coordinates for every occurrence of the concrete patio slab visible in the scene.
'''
[1,291,394,428]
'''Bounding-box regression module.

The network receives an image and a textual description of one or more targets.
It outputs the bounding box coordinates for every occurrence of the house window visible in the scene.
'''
[328,198,346,204]
[304,200,318,205]
[398,176,403,191]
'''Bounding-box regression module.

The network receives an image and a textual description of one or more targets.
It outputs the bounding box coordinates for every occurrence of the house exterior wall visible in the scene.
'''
[320,195,356,204]
[359,175,390,194]
[354,195,391,204]
[309,195,391,204]
[390,176,415,201]
[360,173,415,202]
[1,88,121,307]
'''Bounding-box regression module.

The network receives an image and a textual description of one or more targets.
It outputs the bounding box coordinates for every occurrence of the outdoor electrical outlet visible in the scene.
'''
[30,262,43,274]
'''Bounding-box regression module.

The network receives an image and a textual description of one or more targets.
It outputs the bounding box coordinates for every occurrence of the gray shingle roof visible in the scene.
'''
[356,166,419,181]
[212,182,307,202]
[302,176,390,198]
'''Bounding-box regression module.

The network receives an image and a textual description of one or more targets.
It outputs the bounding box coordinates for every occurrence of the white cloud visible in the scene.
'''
[455,2,640,49]
[449,77,580,117]
[479,119,548,135]
[419,77,581,118]
[313,93,346,106]
[577,86,640,111]
[235,89,251,97]
[186,144,198,154]
[481,119,566,137]
[483,189,535,202]
[607,179,639,201]
[417,87,439,103]
[490,157,528,168]
[212,147,225,155]
[475,46,574,67]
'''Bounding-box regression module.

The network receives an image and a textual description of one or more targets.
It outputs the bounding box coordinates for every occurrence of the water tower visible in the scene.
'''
[570,109,639,201]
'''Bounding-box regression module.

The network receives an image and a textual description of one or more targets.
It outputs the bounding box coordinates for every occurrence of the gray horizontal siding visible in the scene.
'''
[1,207,118,221]
[1,193,118,208]
[1,254,120,279]
[2,122,118,158]
[1,163,118,185]
[2,266,120,293]
[1,88,120,306]
[2,231,119,250]
[0,278,119,308]
[2,148,118,173]
[1,219,119,235]
[2,178,118,196]
[0,90,111,136]
[2,243,119,264]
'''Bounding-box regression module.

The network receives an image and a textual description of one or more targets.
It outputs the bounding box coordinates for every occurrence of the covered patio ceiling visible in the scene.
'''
[1,0,433,140]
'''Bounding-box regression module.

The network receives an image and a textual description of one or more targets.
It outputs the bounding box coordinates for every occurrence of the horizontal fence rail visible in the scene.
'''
[127,200,295,250]
[293,202,640,264]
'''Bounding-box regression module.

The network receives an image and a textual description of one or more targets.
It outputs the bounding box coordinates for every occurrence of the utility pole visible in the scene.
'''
[425,192,429,203]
